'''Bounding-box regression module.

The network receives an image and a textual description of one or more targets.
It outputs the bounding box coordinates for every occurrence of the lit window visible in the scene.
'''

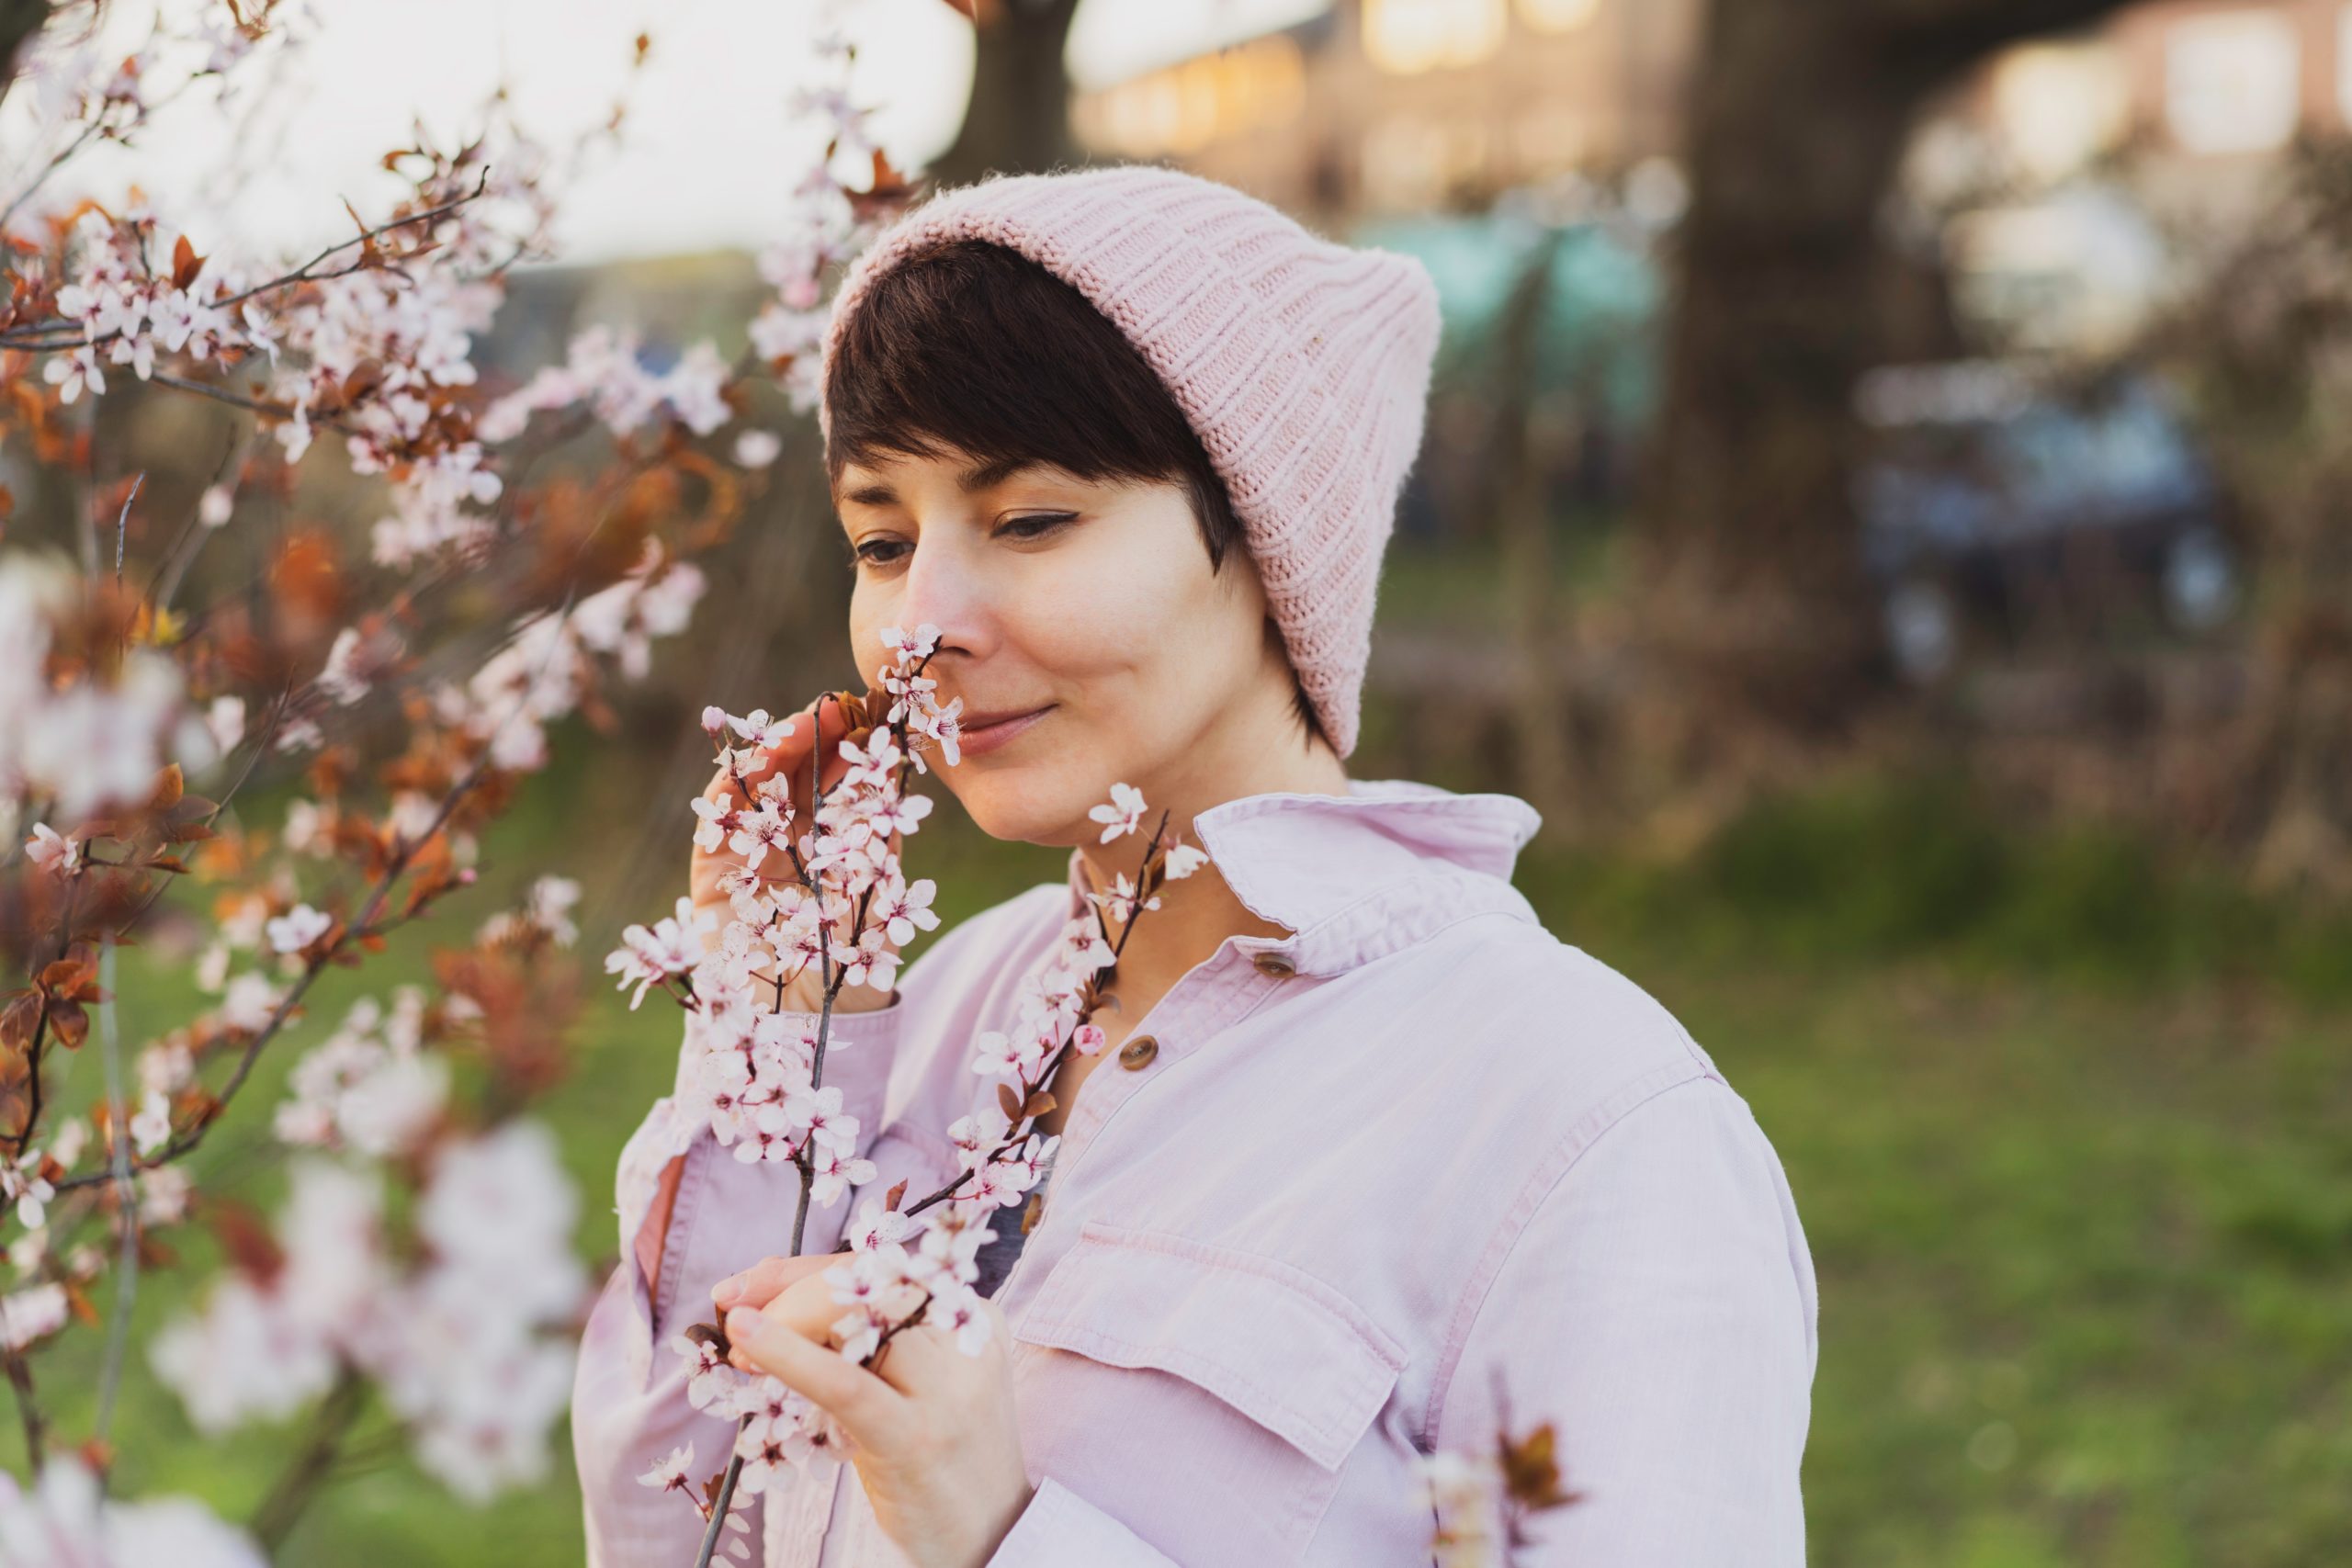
[1992,42,2129,180]
[2165,10,2301,153]
[1361,116,1490,209]
[1078,36,1307,156]
[1516,0,1599,32]
[1363,0,1508,75]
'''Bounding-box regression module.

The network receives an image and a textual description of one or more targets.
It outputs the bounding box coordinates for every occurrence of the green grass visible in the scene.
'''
[17,761,2350,1566]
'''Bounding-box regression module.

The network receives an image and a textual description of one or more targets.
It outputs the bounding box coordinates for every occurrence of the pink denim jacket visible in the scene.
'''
[571,779,1819,1566]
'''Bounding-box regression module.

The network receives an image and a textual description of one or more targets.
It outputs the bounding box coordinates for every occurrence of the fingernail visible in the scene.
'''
[727,1306,763,1342]
[712,1273,741,1305]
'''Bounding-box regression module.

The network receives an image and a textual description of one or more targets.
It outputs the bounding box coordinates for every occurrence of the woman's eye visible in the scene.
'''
[854,514,1072,567]
[999,513,1075,541]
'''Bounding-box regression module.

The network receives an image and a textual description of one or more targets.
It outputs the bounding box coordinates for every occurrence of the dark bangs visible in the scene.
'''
[824,236,1327,747]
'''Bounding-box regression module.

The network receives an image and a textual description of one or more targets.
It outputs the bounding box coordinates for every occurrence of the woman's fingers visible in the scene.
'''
[711,1252,835,1314]
[864,1317,959,1397]
[725,1303,902,1442]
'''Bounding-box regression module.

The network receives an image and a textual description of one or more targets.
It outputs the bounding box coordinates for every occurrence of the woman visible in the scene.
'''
[571,164,1818,1568]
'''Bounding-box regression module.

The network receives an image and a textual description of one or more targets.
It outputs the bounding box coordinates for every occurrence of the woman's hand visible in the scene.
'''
[689,689,900,1016]
[717,1259,1034,1568]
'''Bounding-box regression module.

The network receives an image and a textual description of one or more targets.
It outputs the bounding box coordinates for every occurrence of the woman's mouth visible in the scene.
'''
[956,705,1054,758]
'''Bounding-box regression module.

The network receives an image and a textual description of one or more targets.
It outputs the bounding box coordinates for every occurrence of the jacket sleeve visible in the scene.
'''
[983,1478,1180,1567]
[1430,1074,1819,1567]
[571,997,907,1568]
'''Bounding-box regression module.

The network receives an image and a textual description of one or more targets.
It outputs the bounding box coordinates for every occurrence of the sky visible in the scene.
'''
[4,0,1329,265]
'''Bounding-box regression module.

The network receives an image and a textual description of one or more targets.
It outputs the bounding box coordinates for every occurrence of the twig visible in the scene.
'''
[0,1340,42,1476]
[5,874,82,1154]
[0,168,492,352]
[91,942,138,1461]
[0,117,105,233]
[54,527,604,1193]
[693,685,910,1568]
[249,1366,367,1551]
[113,473,141,581]
[900,809,1171,1223]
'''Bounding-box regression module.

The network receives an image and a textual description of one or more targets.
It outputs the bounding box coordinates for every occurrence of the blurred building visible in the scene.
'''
[1910,1,2352,351]
[1068,0,1700,220]
[1067,0,2352,353]
[1940,2,2352,188]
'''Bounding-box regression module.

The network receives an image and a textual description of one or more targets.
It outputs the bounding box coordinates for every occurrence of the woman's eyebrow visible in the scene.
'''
[838,457,1044,509]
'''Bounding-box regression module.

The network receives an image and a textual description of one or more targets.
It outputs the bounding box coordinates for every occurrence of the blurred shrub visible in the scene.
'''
[1531,773,2352,1003]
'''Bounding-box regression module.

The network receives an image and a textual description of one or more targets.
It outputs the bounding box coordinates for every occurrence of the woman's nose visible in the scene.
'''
[894,531,991,658]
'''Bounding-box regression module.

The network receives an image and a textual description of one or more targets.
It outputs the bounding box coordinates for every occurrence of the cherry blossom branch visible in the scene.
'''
[0,168,492,352]
[104,689,290,946]
[250,1366,368,1551]
[5,872,82,1154]
[899,809,1172,1224]
[92,942,138,1454]
[0,1339,42,1477]
[0,116,106,233]
[51,683,508,1196]
[51,766,482,1191]
[693,677,931,1568]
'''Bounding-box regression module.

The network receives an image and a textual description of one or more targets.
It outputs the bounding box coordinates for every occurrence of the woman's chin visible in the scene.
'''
[945,772,1085,849]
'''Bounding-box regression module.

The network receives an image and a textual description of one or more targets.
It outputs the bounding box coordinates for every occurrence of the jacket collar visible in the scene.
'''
[1063,778,1544,976]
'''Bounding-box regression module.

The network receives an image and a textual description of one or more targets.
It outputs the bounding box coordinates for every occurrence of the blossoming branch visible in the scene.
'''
[604,621,1212,1562]
[0,0,922,1555]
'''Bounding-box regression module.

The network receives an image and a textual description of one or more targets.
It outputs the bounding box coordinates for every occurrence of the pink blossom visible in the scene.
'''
[637,1441,695,1497]
[41,345,104,402]
[1089,781,1148,842]
[265,904,332,955]
[605,918,702,1010]
[23,824,78,877]
[725,707,795,752]
[1164,839,1210,879]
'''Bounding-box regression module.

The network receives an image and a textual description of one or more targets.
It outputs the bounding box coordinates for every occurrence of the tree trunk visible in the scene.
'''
[1491,228,1575,814]
[930,0,1085,187]
[0,0,53,98]
[1642,0,2130,734]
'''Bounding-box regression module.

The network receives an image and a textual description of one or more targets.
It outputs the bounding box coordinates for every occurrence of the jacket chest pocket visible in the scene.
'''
[1009,1221,1407,1564]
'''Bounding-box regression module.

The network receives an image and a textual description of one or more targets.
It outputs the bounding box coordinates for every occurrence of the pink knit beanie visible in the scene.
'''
[816,164,1443,761]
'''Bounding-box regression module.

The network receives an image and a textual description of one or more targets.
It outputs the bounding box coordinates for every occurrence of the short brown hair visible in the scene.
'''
[823,238,1326,750]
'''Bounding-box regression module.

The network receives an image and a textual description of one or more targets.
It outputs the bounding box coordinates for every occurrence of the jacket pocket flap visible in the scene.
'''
[1013,1221,1405,1472]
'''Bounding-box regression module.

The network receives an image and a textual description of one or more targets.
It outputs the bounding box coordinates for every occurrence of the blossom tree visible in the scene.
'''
[0,0,916,1554]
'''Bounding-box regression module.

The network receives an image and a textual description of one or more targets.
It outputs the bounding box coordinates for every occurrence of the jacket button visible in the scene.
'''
[1118,1034,1159,1070]
[1251,951,1295,979]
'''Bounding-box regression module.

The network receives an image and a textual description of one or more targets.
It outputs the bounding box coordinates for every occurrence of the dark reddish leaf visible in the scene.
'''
[209,1199,284,1283]
[996,1082,1023,1122]
[0,991,38,1051]
[1498,1422,1577,1512]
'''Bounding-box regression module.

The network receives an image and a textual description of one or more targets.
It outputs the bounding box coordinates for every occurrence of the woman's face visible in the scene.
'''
[834,446,1298,846]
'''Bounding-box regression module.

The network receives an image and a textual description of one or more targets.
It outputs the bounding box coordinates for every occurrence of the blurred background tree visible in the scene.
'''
[1645,0,2134,736]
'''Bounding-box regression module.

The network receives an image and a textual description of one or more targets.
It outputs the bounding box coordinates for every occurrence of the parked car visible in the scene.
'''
[1853,362,2242,682]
